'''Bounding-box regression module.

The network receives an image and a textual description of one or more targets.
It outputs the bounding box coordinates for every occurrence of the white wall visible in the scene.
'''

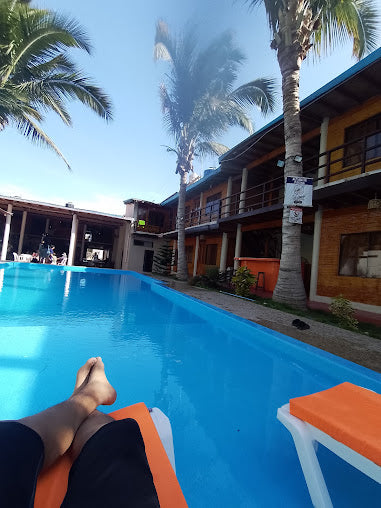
[127,236,168,273]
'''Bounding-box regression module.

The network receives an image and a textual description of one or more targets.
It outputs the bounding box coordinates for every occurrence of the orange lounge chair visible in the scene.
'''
[34,403,188,508]
[277,383,381,508]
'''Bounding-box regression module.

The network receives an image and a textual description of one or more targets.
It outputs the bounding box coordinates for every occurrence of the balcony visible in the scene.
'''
[164,130,381,234]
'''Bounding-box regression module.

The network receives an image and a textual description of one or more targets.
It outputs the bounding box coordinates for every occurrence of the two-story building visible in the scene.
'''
[159,48,381,315]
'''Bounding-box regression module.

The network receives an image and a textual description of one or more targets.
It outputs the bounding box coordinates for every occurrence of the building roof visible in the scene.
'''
[123,198,163,208]
[161,47,381,207]
[0,195,131,225]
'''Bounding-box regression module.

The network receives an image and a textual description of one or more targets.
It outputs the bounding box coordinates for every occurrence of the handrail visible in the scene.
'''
[167,129,381,231]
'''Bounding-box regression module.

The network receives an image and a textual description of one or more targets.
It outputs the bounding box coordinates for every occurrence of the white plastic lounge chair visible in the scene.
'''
[13,252,19,261]
[19,253,32,262]
[277,383,381,508]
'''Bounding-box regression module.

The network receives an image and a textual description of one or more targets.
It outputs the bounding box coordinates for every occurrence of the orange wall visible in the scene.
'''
[317,205,381,306]
[326,96,381,182]
[200,182,229,209]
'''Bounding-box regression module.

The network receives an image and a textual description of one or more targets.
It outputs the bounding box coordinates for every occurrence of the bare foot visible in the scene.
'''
[72,357,117,407]
[74,357,98,392]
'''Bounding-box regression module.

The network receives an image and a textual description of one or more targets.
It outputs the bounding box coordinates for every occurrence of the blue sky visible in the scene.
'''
[1,0,380,215]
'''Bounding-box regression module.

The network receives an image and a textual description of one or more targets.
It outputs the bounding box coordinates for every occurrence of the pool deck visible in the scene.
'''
[150,276,381,373]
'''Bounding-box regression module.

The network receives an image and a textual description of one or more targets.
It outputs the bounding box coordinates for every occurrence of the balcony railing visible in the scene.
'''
[166,130,381,232]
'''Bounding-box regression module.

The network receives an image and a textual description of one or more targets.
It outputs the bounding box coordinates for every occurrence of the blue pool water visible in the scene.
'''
[0,264,379,507]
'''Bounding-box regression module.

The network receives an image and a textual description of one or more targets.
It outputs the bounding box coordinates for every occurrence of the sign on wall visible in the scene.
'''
[284,176,313,207]
[289,207,303,224]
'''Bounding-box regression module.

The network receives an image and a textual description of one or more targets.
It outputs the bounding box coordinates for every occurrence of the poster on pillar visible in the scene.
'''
[289,207,303,224]
[284,176,313,207]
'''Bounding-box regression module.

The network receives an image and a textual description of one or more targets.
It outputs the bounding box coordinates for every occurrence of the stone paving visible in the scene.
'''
[151,276,381,373]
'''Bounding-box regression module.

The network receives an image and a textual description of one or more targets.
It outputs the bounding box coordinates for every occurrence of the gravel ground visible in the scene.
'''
[151,276,381,373]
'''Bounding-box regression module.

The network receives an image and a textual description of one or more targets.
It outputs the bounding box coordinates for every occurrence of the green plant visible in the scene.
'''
[329,295,358,330]
[204,266,220,287]
[231,267,256,297]
[152,241,173,275]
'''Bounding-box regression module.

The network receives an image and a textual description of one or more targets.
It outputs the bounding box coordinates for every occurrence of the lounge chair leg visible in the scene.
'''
[277,406,333,508]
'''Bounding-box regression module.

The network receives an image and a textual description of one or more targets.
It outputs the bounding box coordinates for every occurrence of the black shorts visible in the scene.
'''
[0,419,160,508]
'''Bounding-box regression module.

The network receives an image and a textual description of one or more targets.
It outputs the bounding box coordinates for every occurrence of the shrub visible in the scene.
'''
[204,266,220,288]
[231,266,256,297]
[189,275,204,287]
[329,295,358,330]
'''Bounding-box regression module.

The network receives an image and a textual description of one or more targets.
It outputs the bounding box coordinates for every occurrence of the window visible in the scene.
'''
[344,114,381,167]
[205,193,221,218]
[134,240,153,248]
[339,231,381,278]
[204,244,217,266]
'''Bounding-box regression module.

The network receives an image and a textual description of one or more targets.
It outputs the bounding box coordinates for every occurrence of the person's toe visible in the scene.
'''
[74,357,98,390]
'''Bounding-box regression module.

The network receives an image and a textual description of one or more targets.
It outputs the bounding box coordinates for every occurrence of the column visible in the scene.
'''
[79,223,87,264]
[114,225,124,270]
[239,167,248,213]
[121,221,132,270]
[318,117,329,184]
[198,192,204,224]
[1,204,13,261]
[219,232,228,272]
[193,235,200,277]
[309,206,323,301]
[45,218,50,234]
[17,210,27,254]
[67,213,78,266]
[224,176,233,217]
[233,223,242,270]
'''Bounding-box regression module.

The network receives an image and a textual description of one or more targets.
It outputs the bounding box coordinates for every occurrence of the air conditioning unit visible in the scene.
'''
[65,202,74,208]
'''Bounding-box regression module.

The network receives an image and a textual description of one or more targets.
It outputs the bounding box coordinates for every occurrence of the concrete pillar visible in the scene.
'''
[1,204,13,261]
[309,207,323,301]
[44,218,50,234]
[219,232,228,272]
[17,211,27,254]
[114,225,124,270]
[224,177,233,217]
[121,221,132,270]
[171,240,177,274]
[318,117,329,184]
[233,223,242,270]
[239,167,248,213]
[79,223,87,264]
[67,213,78,266]
[193,235,200,277]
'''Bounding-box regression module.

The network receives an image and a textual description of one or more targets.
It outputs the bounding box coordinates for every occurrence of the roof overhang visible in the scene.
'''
[0,195,129,226]
[219,48,381,173]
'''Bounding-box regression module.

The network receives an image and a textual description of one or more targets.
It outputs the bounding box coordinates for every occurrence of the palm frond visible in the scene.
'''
[230,77,277,115]
[196,141,230,157]
[15,114,71,169]
[314,0,379,59]
[154,20,175,61]
[2,9,92,84]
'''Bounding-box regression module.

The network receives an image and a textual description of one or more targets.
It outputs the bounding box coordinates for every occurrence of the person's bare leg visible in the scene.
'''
[69,409,114,462]
[18,357,116,469]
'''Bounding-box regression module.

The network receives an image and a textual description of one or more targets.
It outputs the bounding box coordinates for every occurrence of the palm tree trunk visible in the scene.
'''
[176,171,188,280]
[272,43,307,309]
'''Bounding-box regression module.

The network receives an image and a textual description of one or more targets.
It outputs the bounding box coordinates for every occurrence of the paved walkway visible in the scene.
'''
[151,276,381,373]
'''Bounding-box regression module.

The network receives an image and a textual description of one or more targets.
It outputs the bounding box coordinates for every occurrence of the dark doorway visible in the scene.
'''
[143,249,154,272]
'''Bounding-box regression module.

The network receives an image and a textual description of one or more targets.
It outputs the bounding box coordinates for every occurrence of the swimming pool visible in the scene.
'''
[0,263,379,506]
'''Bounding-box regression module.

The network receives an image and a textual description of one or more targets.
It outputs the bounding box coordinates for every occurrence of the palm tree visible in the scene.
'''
[243,0,379,308]
[154,20,276,280]
[0,0,112,169]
